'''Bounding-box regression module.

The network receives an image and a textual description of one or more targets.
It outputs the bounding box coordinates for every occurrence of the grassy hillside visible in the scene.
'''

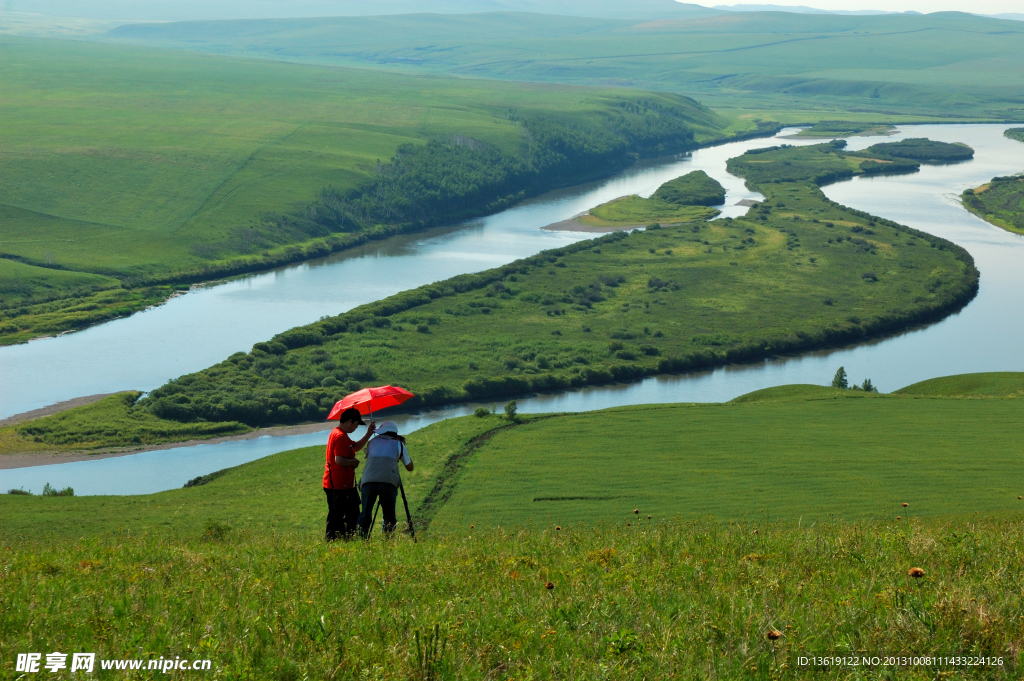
[3,140,978,453]
[106,10,1024,121]
[4,380,1024,678]
[962,175,1024,235]
[0,36,736,345]
[431,390,1024,529]
[896,372,1024,397]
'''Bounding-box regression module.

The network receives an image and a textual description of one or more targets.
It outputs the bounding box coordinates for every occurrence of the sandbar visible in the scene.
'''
[0,421,335,470]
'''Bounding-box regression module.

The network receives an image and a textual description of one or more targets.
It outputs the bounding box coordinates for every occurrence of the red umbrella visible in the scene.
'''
[326,385,415,421]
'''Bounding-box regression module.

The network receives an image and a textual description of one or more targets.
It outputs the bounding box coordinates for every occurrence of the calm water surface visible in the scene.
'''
[3,124,1022,495]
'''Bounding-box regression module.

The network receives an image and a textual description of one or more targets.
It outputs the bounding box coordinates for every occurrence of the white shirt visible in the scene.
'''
[366,435,412,465]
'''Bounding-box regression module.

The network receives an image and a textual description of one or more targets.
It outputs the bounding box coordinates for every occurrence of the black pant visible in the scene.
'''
[358,482,398,537]
[324,488,360,541]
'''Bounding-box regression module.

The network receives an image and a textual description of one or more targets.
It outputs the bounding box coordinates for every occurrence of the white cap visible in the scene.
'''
[375,420,399,435]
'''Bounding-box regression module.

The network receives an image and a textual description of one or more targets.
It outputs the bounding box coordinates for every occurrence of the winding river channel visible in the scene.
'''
[3,124,1022,495]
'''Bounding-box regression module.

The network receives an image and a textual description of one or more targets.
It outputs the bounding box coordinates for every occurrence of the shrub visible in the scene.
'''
[41,483,74,497]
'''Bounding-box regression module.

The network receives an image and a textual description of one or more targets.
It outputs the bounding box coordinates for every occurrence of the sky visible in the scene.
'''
[700,0,1024,13]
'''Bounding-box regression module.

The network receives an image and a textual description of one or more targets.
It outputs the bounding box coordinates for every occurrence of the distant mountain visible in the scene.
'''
[713,4,1024,22]
[0,0,721,21]
[713,4,898,15]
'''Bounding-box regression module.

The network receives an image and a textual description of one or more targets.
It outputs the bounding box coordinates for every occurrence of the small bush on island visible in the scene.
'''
[652,169,727,206]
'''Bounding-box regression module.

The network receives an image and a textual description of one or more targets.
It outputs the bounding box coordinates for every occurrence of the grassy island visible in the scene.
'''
[1005,128,1024,143]
[2,141,980,454]
[861,138,974,164]
[3,374,1024,679]
[573,171,725,227]
[962,175,1024,235]
[0,37,740,346]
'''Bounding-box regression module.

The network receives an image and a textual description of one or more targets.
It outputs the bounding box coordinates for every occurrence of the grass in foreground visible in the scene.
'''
[5,376,1024,677]
[1,519,1022,679]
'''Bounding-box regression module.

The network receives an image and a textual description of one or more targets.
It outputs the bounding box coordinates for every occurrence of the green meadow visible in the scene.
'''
[107,10,1024,121]
[2,141,979,453]
[3,376,1024,679]
[0,36,735,345]
[431,385,1024,530]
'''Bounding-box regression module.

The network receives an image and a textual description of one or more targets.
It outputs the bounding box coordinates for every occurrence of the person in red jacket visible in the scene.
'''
[323,407,375,541]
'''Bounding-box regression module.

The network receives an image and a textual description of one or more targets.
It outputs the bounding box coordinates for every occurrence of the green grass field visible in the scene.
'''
[3,140,977,453]
[0,36,737,345]
[431,386,1024,530]
[106,10,1024,121]
[3,376,1024,678]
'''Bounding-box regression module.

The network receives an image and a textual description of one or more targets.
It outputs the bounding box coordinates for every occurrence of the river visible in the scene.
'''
[2,124,1022,495]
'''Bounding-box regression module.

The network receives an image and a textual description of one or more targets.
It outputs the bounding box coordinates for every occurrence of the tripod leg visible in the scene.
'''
[399,483,416,542]
[368,499,380,539]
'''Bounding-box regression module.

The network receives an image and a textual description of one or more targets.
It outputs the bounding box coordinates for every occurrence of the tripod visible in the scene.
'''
[365,483,416,542]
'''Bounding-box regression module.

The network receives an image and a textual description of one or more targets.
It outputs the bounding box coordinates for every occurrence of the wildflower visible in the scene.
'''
[902,502,909,507]
[766,629,783,641]
[896,516,901,520]
[633,509,639,515]
[545,582,555,590]
[647,515,652,520]
[1018,496,1022,500]
[626,522,631,527]
[555,526,561,531]
[908,567,925,579]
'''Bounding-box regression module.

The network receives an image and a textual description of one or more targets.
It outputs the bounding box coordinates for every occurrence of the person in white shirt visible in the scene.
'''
[357,421,414,537]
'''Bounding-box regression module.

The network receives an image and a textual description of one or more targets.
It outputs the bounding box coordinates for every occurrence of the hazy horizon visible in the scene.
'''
[1,0,1022,21]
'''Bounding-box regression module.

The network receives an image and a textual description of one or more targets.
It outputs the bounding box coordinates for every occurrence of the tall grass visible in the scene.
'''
[1,519,1021,679]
